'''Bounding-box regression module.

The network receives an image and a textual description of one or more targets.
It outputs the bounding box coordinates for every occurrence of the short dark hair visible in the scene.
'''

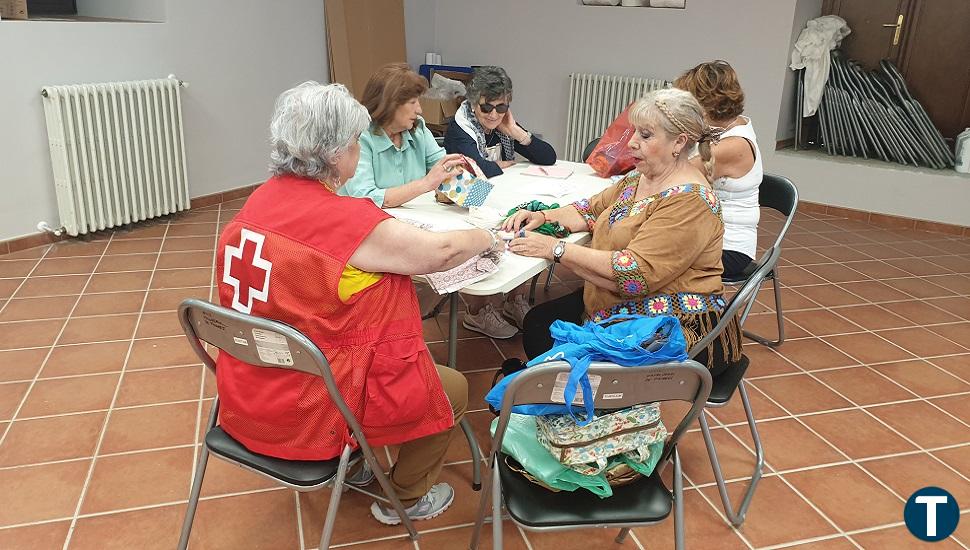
[674,60,745,121]
[360,62,428,130]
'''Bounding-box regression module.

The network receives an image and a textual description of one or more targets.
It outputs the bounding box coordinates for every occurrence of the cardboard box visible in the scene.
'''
[325,0,406,98]
[419,97,461,125]
[420,68,471,124]
[0,0,28,20]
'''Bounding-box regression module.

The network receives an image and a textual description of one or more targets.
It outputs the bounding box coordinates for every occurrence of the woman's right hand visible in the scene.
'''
[423,154,466,191]
[502,209,545,232]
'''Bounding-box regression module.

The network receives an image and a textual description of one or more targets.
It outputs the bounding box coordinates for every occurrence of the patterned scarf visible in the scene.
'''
[455,100,516,161]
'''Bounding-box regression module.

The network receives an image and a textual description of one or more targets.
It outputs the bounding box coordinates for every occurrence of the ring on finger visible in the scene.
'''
[444,165,454,173]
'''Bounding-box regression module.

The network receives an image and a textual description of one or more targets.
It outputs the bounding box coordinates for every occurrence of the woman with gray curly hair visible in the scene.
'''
[216,81,505,526]
[444,65,556,178]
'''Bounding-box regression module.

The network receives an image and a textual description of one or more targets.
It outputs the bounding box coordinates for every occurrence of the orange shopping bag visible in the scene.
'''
[586,102,638,178]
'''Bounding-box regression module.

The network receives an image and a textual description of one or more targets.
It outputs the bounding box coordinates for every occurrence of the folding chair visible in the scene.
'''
[722,173,799,347]
[688,245,783,527]
[175,299,419,550]
[582,138,600,162]
[470,359,712,550]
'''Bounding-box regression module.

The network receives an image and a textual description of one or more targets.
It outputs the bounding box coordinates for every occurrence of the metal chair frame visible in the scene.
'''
[175,299,419,550]
[725,173,799,348]
[470,360,712,550]
[688,245,783,526]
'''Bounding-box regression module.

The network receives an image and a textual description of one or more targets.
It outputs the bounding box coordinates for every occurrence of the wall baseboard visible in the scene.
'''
[0,182,262,257]
[800,200,970,237]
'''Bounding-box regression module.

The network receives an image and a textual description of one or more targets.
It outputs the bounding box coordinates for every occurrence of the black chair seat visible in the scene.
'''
[708,355,750,405]
[721,261,759,285]
[206,427,357,488]
[498,455,672,528]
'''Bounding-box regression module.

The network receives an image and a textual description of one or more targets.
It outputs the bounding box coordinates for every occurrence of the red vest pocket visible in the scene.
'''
[363,347,430,428]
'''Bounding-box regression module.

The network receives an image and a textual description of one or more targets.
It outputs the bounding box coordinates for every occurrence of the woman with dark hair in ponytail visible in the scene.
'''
[675,60,762,277]
[502,88,742,374]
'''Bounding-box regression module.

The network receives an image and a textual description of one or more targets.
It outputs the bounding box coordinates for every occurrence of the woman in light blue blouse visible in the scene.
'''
[340,63,464,207]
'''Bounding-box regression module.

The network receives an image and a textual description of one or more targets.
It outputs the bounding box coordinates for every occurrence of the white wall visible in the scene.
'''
[775,0,822,141]
[0,0,327,242]
[76,0,166,22]
[432,0,798,161]
[429,0,970,227]
[403,0,437,71]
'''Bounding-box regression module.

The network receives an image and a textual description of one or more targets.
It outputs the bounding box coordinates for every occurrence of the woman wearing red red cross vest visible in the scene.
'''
[216,82,501,525]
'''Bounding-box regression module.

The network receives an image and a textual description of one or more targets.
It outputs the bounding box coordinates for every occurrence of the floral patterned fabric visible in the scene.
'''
[570,198,597,232]
[536,403,667,476]
[590,292,727,323]
[611,249,649,296]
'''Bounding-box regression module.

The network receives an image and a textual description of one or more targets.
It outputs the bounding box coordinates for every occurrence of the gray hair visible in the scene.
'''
[268,81,370,180]
[465,66,513,105]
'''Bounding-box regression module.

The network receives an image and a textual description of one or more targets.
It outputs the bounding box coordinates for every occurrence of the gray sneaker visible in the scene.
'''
[463,304,518,339]
[502,295,532,330]
[370,482,455,525]
[345,460,374,487]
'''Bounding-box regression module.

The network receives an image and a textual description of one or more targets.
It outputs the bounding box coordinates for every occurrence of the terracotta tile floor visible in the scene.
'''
[0,198,968,550]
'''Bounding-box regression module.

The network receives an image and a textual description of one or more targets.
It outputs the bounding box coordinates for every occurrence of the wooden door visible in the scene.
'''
[897,0,970,140]
[823,0,910,70]
[823,0,970,140]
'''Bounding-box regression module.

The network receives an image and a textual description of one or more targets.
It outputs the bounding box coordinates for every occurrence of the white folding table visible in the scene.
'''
[388,160,612,369]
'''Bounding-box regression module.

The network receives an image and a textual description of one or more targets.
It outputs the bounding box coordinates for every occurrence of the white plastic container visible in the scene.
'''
[955,128,970,174]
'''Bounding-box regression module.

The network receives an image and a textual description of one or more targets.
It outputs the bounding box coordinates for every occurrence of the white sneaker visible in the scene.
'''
[502,295,532,330]
[345,461,374,487]
[463,304,518,339]
[370,482,455,525]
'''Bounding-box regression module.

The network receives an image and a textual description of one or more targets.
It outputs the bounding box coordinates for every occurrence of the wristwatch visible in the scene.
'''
[552,240,567,263]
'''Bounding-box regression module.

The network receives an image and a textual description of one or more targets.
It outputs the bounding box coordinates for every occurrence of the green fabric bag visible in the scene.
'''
[505,201,571,238]
[491,414,613,498]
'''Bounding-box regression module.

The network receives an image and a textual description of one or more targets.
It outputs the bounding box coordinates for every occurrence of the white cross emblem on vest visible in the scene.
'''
[223,228,273,314]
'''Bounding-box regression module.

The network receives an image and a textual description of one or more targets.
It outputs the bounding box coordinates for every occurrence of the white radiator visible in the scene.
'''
[41,77,190,236]
[563,73,670,161]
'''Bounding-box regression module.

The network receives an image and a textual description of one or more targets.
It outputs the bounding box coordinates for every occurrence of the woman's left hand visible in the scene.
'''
[497,109,518,136]
[508,231,558,260]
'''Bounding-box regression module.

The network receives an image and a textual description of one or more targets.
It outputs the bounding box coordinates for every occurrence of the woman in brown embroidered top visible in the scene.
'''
[503,88,742,374]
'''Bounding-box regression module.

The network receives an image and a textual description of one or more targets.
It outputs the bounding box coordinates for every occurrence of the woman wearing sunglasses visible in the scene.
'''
[443,66,558,339]
[444,66,556,179]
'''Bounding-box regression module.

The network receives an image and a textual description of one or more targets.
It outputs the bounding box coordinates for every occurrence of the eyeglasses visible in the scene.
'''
[478,102,510,114]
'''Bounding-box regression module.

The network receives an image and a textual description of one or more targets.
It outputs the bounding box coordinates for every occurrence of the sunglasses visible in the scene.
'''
[478,102,510,114]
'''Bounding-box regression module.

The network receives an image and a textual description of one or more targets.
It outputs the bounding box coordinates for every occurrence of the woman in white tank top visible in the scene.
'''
[675,61,763,277]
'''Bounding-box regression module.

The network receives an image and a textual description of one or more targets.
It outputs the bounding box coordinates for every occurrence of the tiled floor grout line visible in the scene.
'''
[0,238,110,449]
[0,442,199,471]
[294,490,307,550]
[715,374,903,532]
[188,202,223,516]
[814,305,970,433]
[685,441,970,489]
[0,396,211,424]
[769,347,955,504]
[61,221,172,550]
[0,249,50,316]
[687,481,758,549]
[0,362,204,385]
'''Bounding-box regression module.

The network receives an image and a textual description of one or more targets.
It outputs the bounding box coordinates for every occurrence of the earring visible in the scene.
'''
[672,151,680,158]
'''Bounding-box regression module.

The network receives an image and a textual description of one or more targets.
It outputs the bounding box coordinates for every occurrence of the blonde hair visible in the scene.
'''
[628,88,721,183]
